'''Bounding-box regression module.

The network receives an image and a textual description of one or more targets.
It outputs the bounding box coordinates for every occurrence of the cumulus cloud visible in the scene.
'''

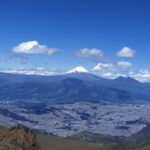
[12,41,59,55]
[117,61,132,68]
[117,47,135,57]
[99,69,150,82]
[92,61,132,80]
[76,48,103,57]
[93,63,114,72]
[129,70,150,82]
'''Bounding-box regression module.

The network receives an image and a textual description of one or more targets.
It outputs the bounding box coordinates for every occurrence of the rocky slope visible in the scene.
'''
[0,125,38,150]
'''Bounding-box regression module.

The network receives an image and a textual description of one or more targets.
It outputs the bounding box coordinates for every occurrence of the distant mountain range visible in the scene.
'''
[0,70,150,102]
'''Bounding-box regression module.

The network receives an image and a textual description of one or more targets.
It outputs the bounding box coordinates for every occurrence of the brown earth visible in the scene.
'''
[0,125,150,150]
[0,125,37,150]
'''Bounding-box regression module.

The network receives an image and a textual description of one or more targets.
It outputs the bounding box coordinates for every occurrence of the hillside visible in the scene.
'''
[37,134,150,150]
[70,124,150,145]
[0,125,38,150]
[1,125,150,150]
[69,131,123,144]
[0,125,122,150]
[37,135,109,150]
[124,124,150,145]
[0,72,150,102]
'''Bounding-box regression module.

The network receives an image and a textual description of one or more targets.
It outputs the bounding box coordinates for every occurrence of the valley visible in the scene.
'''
[0,72,150,148]
[0,101,150,137]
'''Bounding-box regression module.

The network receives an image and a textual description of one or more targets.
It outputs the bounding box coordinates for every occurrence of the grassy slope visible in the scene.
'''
[37,134,126,150]
[0,125,150,150]
[37,134,103,150]
[37,134,150,150]
[0,125,37,150]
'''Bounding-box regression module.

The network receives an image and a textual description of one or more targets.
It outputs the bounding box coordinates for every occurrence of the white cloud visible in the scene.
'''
[117,61,132,68]
[1,67,150,83]
[129,70,150,82]
[76,48,103,57]
[92,61,132,80]
[12,41,59,55]
[94,69,150,82]
[0,68,60,76]
[93,63,114,72]
[117,47,135,57]
[102,72,113,77]
[102,72,125,79]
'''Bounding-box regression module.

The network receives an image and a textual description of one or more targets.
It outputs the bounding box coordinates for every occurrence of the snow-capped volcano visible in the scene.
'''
[67,66,89,73]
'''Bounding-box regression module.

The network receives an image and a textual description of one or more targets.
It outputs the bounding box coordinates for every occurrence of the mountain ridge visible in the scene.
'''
[0,72,150,102]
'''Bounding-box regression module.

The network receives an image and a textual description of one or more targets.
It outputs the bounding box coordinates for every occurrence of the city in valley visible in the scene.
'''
[0,101,150,137]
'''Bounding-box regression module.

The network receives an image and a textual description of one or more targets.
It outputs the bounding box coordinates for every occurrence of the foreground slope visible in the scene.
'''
[70,124,150,145]
[0,125,37,150]
[37,134,106,150]
[37,134,150,150]
[1,125,150,150]
[0,125,121,150]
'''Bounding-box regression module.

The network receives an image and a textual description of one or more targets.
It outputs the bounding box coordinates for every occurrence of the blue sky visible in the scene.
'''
[0,0,150,82]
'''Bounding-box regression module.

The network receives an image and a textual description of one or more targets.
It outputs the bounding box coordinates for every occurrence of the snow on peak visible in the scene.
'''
[67,66,89,73]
